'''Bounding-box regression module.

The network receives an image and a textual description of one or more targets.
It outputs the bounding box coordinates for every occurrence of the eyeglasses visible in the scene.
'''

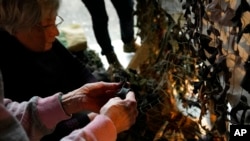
[55,15,64,26]
[36,15,64,30]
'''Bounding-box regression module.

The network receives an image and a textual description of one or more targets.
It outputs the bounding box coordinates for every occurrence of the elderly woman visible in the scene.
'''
[0,0,137,140]
[0,69,138,141]
[0,0,102,140]
[0,0,97,100]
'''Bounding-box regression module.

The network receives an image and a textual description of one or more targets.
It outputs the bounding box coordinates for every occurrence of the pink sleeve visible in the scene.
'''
[36,93,71,129]
[4,93,71,140]
[61,115,117,141]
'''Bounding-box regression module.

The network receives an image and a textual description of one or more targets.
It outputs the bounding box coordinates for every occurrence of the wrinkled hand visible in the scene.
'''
[100,91,138,133]
[61,81,122,114]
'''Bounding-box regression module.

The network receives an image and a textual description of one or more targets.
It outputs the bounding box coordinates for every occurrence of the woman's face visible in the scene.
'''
[15,15,61,52]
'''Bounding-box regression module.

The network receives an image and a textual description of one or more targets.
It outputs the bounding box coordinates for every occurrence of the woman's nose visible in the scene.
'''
[51,25,60,37]
[54,26,59,36]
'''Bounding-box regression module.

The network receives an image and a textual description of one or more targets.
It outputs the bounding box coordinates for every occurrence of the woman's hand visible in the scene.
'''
[100,91,138,133]
[61,81,122,114]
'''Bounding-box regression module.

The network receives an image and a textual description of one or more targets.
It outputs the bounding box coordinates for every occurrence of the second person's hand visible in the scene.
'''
[61,81,122,115]
[100,91,138,133]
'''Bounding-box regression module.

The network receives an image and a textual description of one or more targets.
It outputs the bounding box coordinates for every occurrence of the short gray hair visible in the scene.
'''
[0,0,61,34]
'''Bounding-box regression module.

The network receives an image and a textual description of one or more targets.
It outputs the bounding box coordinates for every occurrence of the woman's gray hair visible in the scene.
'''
[0,0,61,34]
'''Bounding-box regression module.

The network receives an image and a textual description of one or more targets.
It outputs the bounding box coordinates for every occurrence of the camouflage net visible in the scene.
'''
[116,0,250,141]
[75,0,250,140]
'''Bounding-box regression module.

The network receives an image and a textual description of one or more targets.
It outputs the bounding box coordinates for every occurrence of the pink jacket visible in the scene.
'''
[0,71,116,141]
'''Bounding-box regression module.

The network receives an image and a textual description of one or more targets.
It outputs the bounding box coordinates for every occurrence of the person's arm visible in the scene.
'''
[0,104,29,141]
[3,81,133,141]
[61,91,138,141]
[4,93,71,141]
[61,114,117,141]
[3,81,122,140]
[0,71,29,141]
